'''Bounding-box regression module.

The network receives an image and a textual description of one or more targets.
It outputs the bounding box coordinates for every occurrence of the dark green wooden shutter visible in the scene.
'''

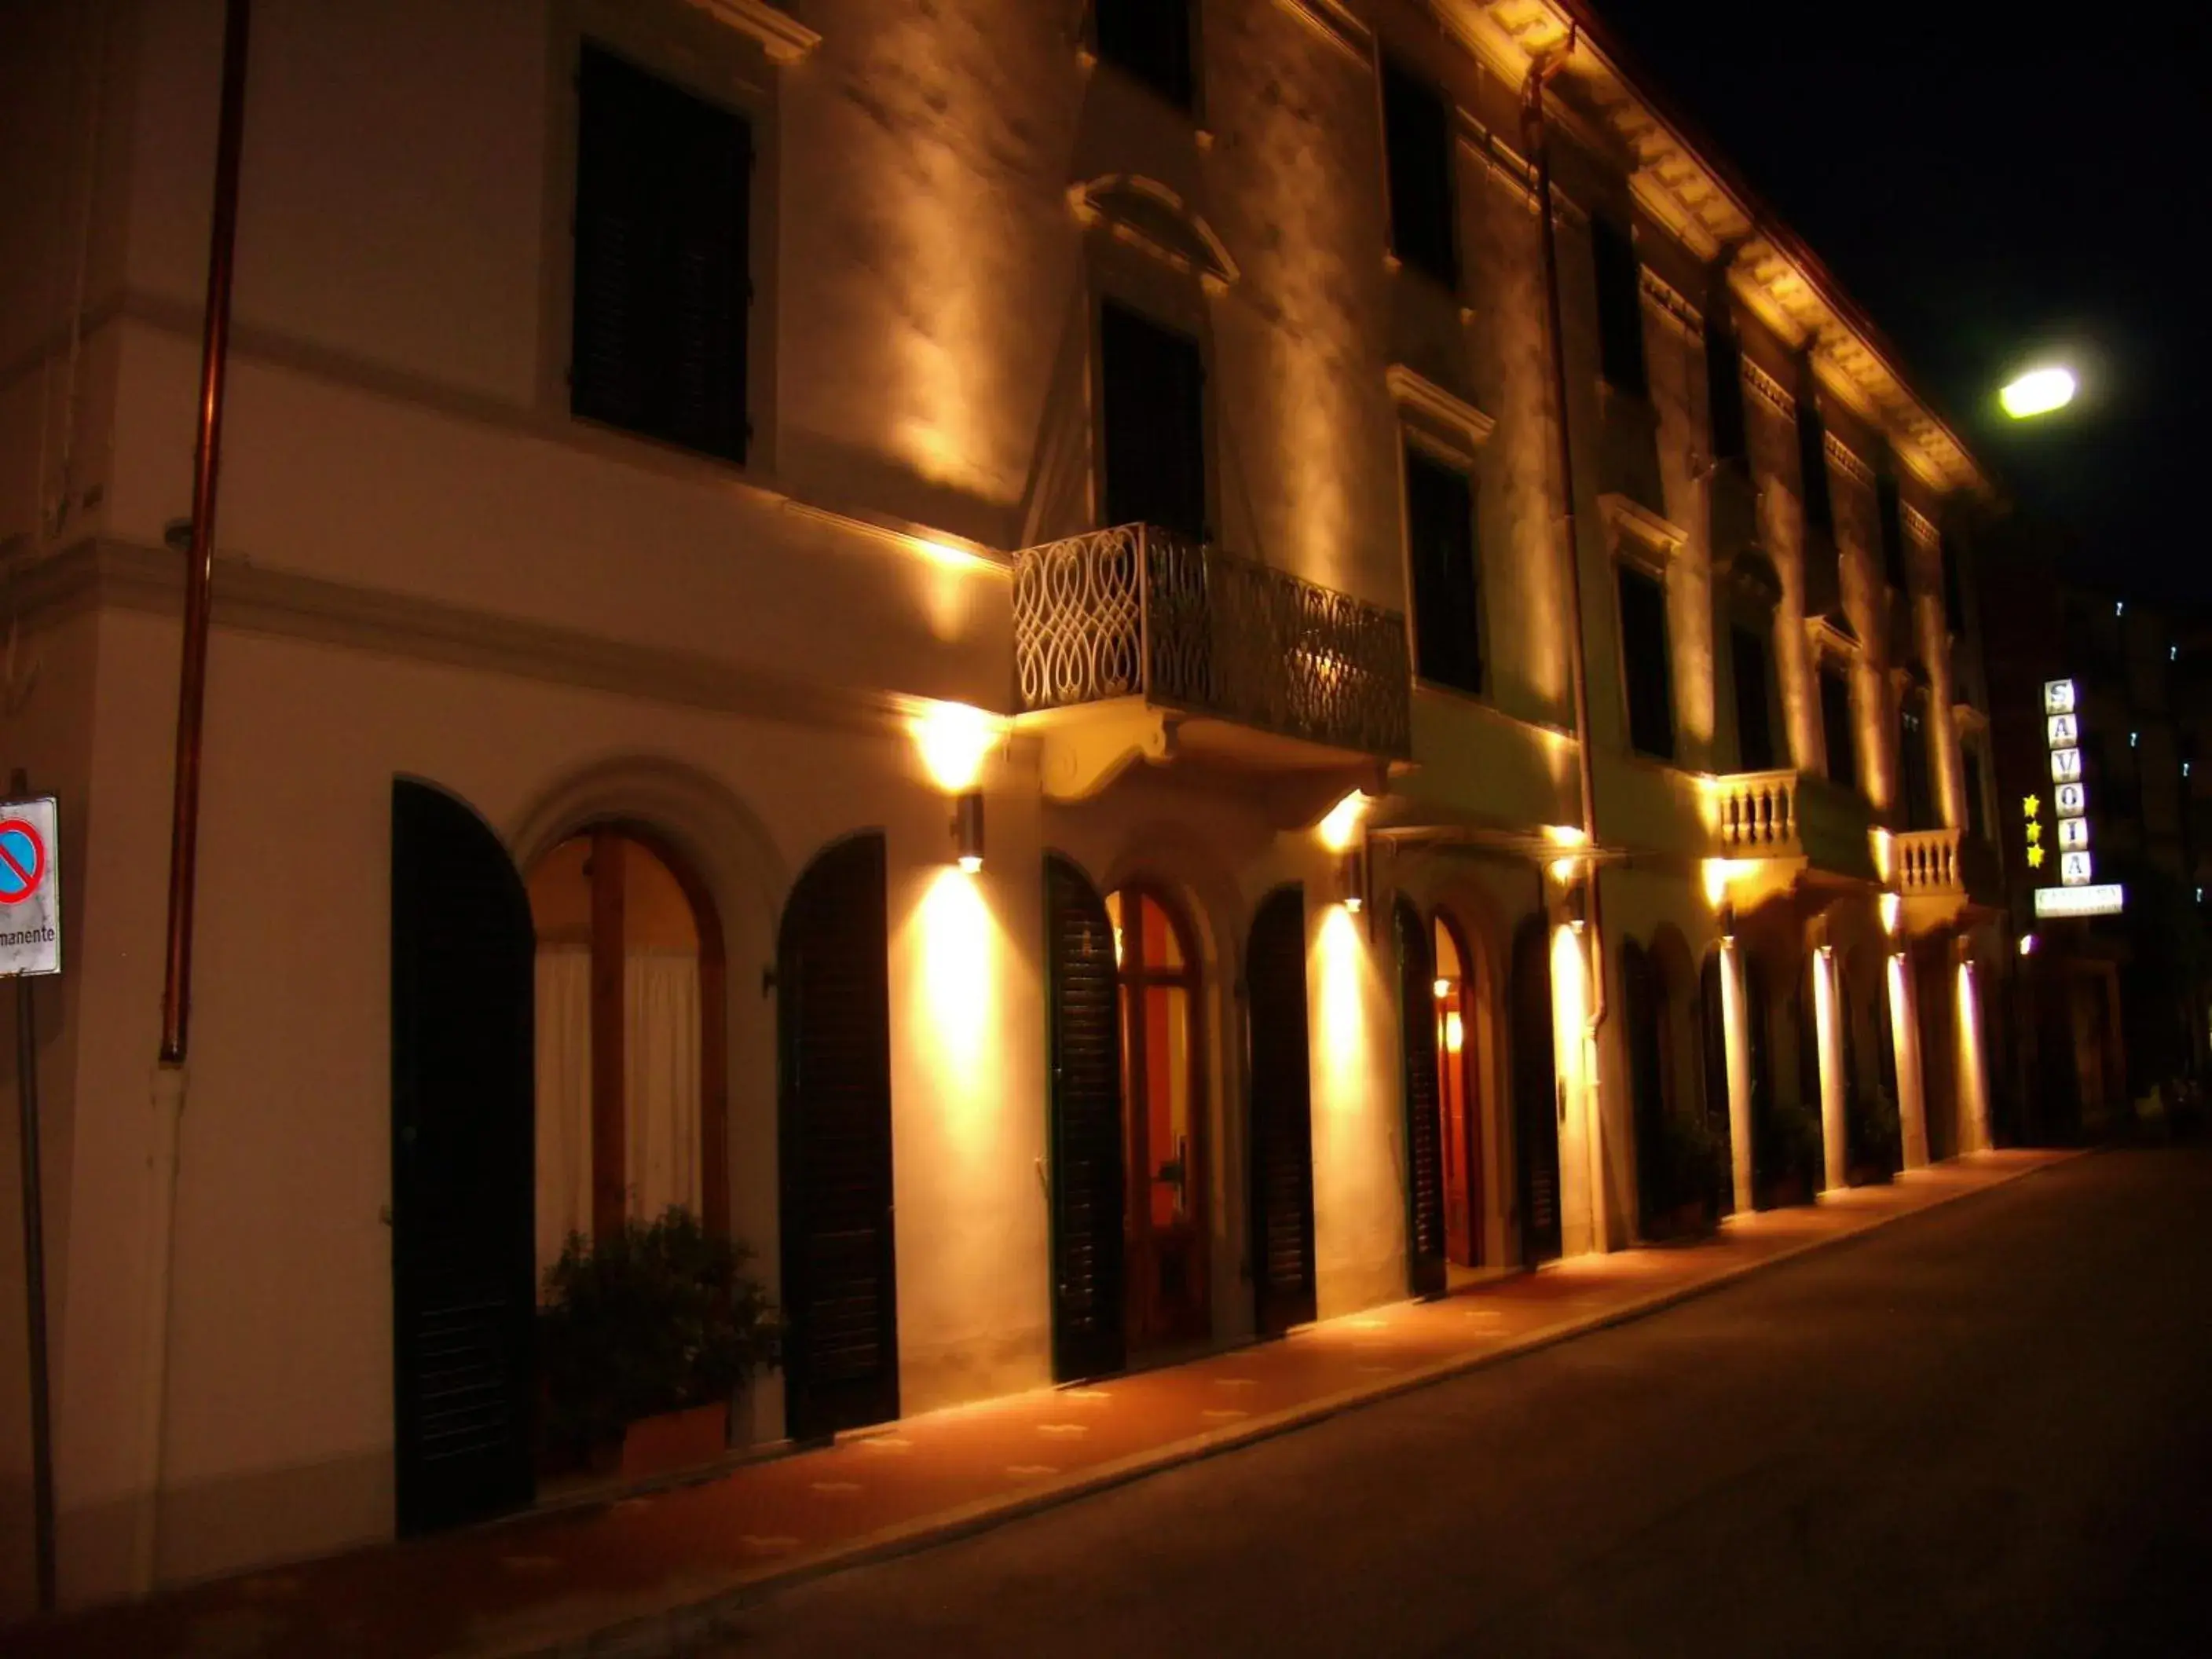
[1591,217,1647,397]
[1405,445,1483,697]
[1618,564,1675,760]
[1247,887,1317,1335]
[1046,856,1127,1382]
[573,44,751,463]
[778,834,899,1441]
[1101,301,1207,540]
[1395,899,1447,1298]
[390,780,537,1535]
[1382,60,1456,288]
[1511,917,1561,1265]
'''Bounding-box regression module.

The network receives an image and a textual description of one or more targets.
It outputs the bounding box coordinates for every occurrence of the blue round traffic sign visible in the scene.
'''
[0,818,46,904]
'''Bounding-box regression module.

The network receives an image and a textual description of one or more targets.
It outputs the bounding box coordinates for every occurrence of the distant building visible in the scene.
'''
[0,0,2008,1612]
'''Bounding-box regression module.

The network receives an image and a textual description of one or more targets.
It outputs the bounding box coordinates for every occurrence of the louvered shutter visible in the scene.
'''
[1405,446,1483,696]
[1395,899,1447,1298]
[390,780,537,1535]
[1046,857,1128,1382]
[778,834,899,1441]
[573,45,751,463]
[1511,917,1562,1265]
[1246,888,1317,1335]
[1101,301,1207,540]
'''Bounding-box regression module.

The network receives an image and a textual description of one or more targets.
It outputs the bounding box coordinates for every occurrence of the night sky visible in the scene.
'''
[1593,2,2212,605]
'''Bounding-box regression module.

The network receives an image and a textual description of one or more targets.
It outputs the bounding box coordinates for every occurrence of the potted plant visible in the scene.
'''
[1653,1111,1725,1238]
[1847,1086,1902,1185]
[1760,1098,1822,1208]
[538,1207,779,1482]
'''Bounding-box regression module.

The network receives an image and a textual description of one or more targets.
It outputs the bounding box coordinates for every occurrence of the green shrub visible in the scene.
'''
[538,1207,779,1452]
[1659,1110,1727,1217]
[1851,1086,1902,1174]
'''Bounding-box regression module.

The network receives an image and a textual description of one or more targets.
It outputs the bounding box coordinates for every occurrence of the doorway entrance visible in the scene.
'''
[1107,884,1211,1351]
[1393,898,1448,1298]
[1247,886,1317,1335]
[390,779,536,1535]
[1511,917,1562,1265]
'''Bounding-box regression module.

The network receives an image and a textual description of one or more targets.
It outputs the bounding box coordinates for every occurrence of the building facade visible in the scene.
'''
[0,0,2005,1613]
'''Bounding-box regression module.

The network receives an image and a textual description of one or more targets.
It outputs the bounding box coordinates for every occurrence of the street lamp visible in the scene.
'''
[2000,365,2077,419]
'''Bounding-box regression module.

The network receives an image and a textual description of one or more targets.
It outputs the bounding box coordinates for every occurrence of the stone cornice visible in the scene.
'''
[682,0,819,64]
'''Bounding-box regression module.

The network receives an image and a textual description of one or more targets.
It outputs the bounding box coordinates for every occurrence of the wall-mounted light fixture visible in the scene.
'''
[1716,900,1737,943]
[1561,875,1589,934]
[951,790,984,873]
[1879,891,1902,938]
[1337,844,1368,914]
[2018,932,2038,957]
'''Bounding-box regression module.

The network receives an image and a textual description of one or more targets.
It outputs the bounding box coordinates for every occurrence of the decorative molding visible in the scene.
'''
[1823,430,1874,489]
[1741,357,1795,419]
[1804,609,1861,663]
[1386,364,1497,459]
[1597,493,1687,567]
[683,0,820,64]
[1069,175,1240,293]
[1271,0,1371,62]
[1638,267,1704,341]
[1901,503,1940,549]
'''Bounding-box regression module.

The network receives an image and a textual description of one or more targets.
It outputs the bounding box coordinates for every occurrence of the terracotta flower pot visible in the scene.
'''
[617,1401,729,1483]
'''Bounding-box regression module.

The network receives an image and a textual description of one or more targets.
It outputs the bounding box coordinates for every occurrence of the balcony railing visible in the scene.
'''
[1013,524,1412,760]
[1893,827,1963,894]
[1711,767,1879,882]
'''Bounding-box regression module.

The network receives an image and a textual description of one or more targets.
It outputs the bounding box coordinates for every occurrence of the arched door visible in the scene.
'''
[1044,856,1126,1382]
[778,833,898,1441]
[1394,898,1448,1298]
[1110,885,1210,1350]
[1434,914,1485,1268]
[390,779,536,1534]
[1512,917,1562,1265]
[1247,887,1316,1336]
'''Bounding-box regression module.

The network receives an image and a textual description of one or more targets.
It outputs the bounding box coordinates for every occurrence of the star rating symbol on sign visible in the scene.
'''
[2026,822,2042,845]
[2023,795,2041,819]
[2027,845,2045,870]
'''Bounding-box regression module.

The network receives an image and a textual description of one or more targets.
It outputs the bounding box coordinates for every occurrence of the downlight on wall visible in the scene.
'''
[1318,790,1370,913]
[951,791,984,873]
[912,701,1000,872]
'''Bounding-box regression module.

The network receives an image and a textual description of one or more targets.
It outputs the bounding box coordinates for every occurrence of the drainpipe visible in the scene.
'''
[139,0,252,1592]
[1523,32,1612,1251]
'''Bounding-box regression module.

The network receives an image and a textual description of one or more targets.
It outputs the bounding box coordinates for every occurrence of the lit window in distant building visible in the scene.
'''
[2130,731,2140,749]
[2172,643,2181,662]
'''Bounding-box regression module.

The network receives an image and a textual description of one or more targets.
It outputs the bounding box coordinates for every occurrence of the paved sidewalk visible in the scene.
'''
[10,1150,2071,1659]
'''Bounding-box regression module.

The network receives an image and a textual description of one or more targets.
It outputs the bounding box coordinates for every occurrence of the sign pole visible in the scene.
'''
[7,765,56,1612]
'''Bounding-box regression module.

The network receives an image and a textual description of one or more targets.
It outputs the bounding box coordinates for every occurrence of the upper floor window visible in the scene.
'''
[1591,217,1648,398]
[1940,531,1967,635]
[1705,317,1747,467]
[1898,695,1936,830]
[1403,445,1483,697]
[1729,623,1777,772]
[1819,664,1858,793]
[1100,300,1207,540]
[572,45,753,465]
[1094,0,1196,112]
[1796,396,1834,536]
[1875,468,1907,590]
[1617,563,1674,760]
[1962,745,1989,842]
[1381,60,1456,289]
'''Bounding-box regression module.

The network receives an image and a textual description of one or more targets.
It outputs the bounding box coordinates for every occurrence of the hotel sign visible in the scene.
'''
[2031,678,2122,917]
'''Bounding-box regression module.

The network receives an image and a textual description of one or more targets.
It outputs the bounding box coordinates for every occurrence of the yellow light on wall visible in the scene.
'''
[1701,857,1749,910]
[2000,365,2076,419]
[1444,1010,1465,1054]
[951,791,985,873]
[1433,976,1453,1000]
[913,701,999,793]
[1880,892,1902,937]
[1317,790,1368,852]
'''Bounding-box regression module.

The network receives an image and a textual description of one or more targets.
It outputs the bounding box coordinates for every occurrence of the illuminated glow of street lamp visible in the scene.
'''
[2000,366,2076,419]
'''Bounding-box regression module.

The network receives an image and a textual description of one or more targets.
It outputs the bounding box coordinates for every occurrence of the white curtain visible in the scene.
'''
[534,945,593,1285]
[624,947,702,1223]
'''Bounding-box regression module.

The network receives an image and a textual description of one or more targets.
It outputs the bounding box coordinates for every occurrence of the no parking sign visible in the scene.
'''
[0,797,60,977]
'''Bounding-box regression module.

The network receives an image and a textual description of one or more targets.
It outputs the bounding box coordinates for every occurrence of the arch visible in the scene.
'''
[778,832,898,1441]
[390,777,536,1533]
[1393,895,1448,1298]
[1247,885,1316,1335]
[1071,173,1240,291]
[1511,914,1562,1265]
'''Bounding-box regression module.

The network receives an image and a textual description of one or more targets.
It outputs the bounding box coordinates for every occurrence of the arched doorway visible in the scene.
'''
[1511,915,1562,1265]
[1247,886,1316,1336]
[1044,856,1126,1382]
[778,833,898,1441]
[390,778,536,1535]
[1108,884,1211,1350]
[1393,897,1448,1298]
[1622,939,1670,1235]
[526,826,727,1275]
[1434,912,1487,1269]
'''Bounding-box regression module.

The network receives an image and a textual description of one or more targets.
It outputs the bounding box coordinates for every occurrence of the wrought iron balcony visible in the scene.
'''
[1013,525,1412,771]
[1710,767,1879,886]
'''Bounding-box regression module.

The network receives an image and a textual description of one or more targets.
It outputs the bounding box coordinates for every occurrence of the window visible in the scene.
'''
[572,45,753,464]
[1617,564,1674,760]
[1941,531,1968,634]
[1094,0,1195,112]
[1705,318,1747,466]
[1963,747,1988,842]
[1876,470,1906,590]
[1730,623,1776,772]
[1796,397,1833,535]
[1100,300,1207,539]
[1899,697,1936,830]
[1820,665,1858,792]
[1404,445,1483,696]
[1381,60,1456,287]
[1591,217,1647,397]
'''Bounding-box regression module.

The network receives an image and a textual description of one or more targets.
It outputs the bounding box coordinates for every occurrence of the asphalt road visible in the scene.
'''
[713,1144,2212,1657]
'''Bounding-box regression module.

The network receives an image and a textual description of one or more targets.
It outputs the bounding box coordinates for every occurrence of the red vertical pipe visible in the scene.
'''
[159,0,253,1064]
